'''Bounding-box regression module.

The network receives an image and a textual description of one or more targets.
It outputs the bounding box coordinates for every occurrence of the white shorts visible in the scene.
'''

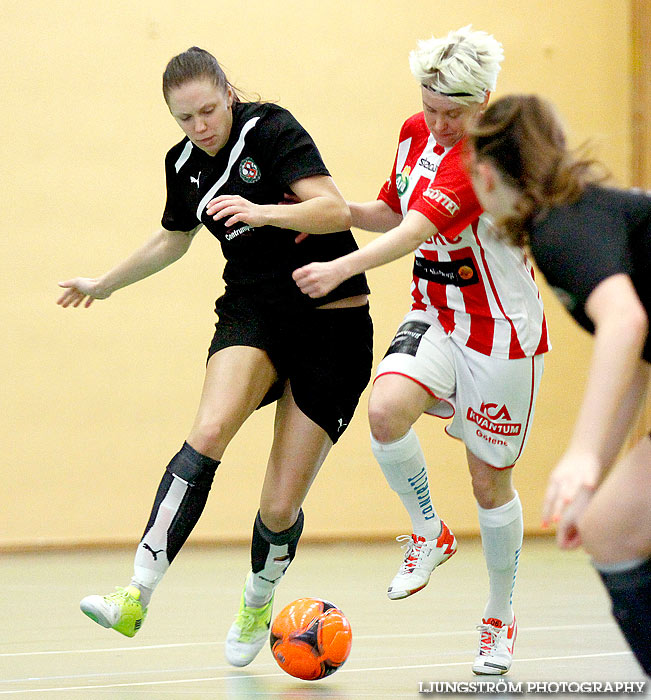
[375,310,544,468]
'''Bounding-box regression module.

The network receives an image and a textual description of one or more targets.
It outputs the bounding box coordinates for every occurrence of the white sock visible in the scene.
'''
[128,581,153,608]
[246,544,291,607]
[371,429,441,540]
[130,475,189,607]
[477,492,523,625]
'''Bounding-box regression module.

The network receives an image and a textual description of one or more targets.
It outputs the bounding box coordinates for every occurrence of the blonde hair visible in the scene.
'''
[409,25,504,106]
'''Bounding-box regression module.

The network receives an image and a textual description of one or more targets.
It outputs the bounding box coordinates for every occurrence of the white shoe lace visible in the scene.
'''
[476,623,504,655]
[395,535,431,574]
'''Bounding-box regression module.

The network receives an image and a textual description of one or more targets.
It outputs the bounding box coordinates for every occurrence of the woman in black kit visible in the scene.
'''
[467,94,650,675]
[57,47,372,667]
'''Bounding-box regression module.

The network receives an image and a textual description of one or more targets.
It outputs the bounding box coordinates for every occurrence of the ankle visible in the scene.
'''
[129,581,153,608]
[245,578,273,608]
[413,518,442,541]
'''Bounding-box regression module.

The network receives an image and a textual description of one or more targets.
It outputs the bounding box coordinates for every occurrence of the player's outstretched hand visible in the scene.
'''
[554,486,594,550]
[205,194,268,228]
[292,261,345,298]
[57,278,110,308]
[541,450,599,543]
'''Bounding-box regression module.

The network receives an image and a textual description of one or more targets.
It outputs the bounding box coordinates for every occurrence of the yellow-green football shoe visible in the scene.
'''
[80,585,147,638]
[225,581,274,667]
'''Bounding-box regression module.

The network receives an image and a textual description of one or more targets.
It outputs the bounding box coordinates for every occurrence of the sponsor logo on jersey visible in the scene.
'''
[396,166,411,196]
[424,232,463,246]
[458,265,474,281]
[422,186,460,217]
[413,257,478,287]
[418,157,440,175]
[239,157,261,183]
[466,403,521,436]
[225,224,253,241]
[190,171,201,188]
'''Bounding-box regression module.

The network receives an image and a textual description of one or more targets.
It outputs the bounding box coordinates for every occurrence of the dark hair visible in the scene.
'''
[162,46,238,104]
[470,94,606,247]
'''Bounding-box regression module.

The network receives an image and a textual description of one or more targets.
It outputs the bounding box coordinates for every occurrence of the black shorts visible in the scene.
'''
[208,290,374,443]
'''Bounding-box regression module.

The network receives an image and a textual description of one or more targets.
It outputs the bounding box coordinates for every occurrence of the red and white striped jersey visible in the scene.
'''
[378,112,550,359]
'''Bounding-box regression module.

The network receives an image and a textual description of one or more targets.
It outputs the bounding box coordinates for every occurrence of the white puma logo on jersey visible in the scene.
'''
[190,172,201,188]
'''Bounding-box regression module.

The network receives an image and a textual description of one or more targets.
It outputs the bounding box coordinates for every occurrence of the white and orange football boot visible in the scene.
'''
[472,616,517,675]
[387,521,457,600]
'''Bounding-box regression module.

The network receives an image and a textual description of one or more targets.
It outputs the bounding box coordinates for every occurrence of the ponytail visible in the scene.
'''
[470,95,605,247]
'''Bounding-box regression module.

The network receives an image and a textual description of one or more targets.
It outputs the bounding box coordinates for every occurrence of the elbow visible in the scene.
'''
[336,201,352,231]
[608,299,649,350]
[621,291,649,345]
[161,231,192,262]
[630,303,649,346]
[347,201,361,229]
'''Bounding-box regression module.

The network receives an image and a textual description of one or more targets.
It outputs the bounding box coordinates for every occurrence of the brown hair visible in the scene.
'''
[162,47,238,104]
[470,94,605,247]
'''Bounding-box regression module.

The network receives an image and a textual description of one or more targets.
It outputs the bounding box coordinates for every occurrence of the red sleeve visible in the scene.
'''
[377,163,400,214]
[377,123,407,215]
[409,141,482,239]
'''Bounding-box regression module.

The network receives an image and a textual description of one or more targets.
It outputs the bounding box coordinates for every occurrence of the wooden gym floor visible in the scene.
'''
[1,538,647,698]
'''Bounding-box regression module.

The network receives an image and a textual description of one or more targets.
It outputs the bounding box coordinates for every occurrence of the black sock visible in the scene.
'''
[246,509,304,605]
[596,558,651,675]
[135,442,220,593]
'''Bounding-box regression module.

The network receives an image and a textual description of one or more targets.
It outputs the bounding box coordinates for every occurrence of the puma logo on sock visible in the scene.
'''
[142,543,165,560]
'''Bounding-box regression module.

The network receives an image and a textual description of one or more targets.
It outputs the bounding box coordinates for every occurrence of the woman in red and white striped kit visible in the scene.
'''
[293,26,549,675]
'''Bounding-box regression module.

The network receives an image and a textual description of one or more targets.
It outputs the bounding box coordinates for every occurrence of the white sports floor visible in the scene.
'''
[1,539,647,698]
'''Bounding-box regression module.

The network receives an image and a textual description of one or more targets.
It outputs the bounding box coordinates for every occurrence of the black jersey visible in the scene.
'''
[162,101,369,306]
[529,185,651,362]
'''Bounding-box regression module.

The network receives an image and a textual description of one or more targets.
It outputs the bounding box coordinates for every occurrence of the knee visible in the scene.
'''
[368,395,411,443]
[187,419,231,459]
[259,499,300,533]
[167,441,220,488]
[471,471,513,510]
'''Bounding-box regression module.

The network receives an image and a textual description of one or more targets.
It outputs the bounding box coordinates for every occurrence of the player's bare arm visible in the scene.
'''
[541,273,649,527]
[348,200,403,233]
[293,209,436,298]
[57,226,200,308]
[205,175,350,234]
